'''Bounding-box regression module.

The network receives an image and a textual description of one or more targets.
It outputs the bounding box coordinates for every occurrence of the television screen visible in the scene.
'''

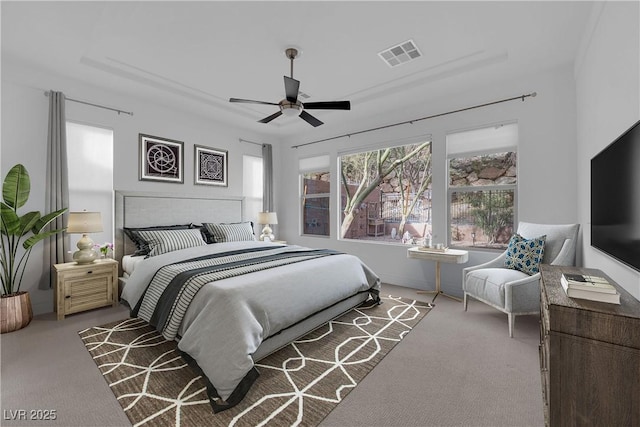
[591,119,640,272]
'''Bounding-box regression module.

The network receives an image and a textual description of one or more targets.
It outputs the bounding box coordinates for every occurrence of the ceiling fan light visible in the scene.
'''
[280,103,301,117]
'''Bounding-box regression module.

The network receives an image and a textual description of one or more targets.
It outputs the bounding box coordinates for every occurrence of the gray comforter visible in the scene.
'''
[121,241,380,409]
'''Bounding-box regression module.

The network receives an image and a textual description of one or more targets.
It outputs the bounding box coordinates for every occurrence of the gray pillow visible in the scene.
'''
[203,222,256,243]
[136,228,207,257]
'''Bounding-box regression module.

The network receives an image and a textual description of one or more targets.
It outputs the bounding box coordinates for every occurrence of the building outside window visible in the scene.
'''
[300,155,330,237]
[447,123,518,250]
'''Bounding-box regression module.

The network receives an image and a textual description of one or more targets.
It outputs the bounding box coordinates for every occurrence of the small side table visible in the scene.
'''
[53,258,119,320]
[407,247,469,302]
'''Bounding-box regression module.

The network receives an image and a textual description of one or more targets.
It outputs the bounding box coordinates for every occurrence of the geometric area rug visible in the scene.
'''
[79,295,432,427]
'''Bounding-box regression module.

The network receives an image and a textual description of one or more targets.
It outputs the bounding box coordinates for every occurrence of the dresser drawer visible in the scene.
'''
[63,274,113,314]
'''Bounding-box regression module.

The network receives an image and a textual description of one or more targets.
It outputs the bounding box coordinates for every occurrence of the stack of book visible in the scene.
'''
[560,273,620,304]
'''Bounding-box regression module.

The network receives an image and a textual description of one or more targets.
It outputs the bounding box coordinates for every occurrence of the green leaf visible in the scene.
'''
[2,164,30,210]
[18,211,40,237]
[32,208,67,234]
[1,202,20,235]
[23,229,65,250]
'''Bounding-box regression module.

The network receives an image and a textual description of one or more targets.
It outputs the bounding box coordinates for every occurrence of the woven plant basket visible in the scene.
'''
[1,291,33,333]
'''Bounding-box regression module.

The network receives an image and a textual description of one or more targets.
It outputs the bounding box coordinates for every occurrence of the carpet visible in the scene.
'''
[79,295,431,427]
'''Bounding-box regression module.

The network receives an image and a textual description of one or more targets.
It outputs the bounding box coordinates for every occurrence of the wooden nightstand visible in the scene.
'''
[53,258,119,320]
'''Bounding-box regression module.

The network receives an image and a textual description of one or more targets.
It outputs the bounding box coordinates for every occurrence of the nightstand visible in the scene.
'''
[271,240,287,244]
[53,258,119,320]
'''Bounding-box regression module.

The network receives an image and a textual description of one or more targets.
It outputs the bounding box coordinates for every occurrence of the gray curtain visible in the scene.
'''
[262,143,273,212]
[40,91,71,289]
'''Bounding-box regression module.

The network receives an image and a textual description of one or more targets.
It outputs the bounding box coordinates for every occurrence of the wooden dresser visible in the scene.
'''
[539,265,640,426]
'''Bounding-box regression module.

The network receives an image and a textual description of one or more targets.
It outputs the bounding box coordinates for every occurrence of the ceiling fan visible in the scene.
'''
[229,47,351,127]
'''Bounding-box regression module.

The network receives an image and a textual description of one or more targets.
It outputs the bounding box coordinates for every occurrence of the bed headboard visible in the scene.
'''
[114,190,244,275]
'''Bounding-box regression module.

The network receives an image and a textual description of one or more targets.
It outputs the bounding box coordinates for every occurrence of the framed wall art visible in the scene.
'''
[139,134,184,183]
[194,144,228,187]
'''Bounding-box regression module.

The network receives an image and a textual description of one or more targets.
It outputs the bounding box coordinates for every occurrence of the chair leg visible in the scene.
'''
[508,313,514,338]
[463,292,468,311]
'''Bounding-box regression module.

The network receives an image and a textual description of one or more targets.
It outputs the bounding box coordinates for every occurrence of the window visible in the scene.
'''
[300,155,330,237]
[447,123,518,250]
[339,139,432,243]
[66,122,114,248]
[243,155,263,231]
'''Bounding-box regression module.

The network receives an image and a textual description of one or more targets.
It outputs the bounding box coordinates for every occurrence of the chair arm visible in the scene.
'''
[462,250,507,276]
[504,273,541,313]
[462,250,508,289]
[550,239,576,266]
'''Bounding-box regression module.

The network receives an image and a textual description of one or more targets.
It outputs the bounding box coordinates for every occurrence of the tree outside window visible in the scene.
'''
[339,140,432,243]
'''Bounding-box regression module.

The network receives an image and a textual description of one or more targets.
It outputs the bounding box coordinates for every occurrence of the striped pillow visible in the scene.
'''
[203,222,256,243]
[137,229,207,257]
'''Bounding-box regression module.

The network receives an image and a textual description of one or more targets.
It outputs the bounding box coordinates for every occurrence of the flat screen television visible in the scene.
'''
[591,119,640,272]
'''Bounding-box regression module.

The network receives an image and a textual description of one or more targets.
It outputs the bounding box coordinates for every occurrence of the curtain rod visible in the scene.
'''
[291,92,537,149]
[44,91,133,116]
[239,138,263,147]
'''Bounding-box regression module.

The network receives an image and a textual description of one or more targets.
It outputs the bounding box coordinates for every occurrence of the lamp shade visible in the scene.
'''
[66,212,103,234]
[257,211,278,225]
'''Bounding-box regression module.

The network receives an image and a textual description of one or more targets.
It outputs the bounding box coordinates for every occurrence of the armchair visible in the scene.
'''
[462,222,580,337]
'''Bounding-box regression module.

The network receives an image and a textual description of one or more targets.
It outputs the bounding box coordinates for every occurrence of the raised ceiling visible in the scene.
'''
[1,1,593,137]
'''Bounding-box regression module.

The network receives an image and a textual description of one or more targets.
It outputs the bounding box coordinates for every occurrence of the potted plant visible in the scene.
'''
[1,164,66,333]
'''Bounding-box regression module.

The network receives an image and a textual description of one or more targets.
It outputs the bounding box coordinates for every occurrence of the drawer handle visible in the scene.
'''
[86,271,93,274]
[65,295,71,299]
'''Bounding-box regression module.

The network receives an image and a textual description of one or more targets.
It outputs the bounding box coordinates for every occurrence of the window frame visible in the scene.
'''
[337,135,433,245]
[299,155,331,238]
[447,145,518,251]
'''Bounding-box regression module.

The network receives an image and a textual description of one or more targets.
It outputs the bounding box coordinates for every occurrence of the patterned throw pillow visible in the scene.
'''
[136,228,207,257]
[504,233,546,275]
[124,224,193,256]
[203,222,256,243]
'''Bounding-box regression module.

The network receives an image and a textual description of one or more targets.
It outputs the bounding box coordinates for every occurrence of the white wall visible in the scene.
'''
[277,64,579,296]
[1,57,280,314]
[575,1,640,298]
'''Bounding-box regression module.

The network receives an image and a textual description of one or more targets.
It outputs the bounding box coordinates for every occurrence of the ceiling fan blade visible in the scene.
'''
[258,110,283,124]
[284,76,300,103]
[299,110,324,127]
[303,101,351,110]
[230,98,279,106]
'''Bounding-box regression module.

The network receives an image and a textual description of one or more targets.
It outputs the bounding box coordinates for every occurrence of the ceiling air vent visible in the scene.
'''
[378,39,422,67]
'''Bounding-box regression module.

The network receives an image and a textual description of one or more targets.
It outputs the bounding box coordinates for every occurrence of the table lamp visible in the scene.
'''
[66,211,103,264]
[257,211,278,241]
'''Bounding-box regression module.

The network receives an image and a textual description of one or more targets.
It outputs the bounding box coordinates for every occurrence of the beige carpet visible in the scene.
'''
[79,295,431,427]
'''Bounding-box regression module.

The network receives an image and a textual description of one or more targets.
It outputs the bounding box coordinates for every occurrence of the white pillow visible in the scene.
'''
[204,222,256,243]
[136,228,207,257]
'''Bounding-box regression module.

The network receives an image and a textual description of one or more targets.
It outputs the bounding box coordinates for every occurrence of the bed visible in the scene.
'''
[114,191,381,412]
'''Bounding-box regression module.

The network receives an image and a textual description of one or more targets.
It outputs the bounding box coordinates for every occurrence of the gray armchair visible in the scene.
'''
[462,222,580,337]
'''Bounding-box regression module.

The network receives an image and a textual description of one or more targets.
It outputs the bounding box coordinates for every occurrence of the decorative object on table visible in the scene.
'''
[417,245,448,253]
[560,273,620,304]
[462,222,580,337]
[1,164,67,333]
[139,133,184,183]
[194,144,228,187]
[66,211,103,264]
[257,211,278,241]
[95,242,114,259]
[560,273,616,293]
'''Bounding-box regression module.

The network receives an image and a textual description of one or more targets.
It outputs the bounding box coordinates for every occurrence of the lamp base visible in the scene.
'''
[259,225,275,242]
[73,234,98,264]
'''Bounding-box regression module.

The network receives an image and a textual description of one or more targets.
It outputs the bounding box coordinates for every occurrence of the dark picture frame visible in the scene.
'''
[139,134,184,183]
[194,144,228,187]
